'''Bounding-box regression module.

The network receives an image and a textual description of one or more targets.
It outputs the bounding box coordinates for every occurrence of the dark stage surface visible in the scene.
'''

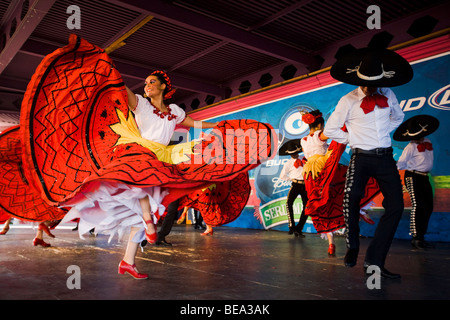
[1,223,449,302]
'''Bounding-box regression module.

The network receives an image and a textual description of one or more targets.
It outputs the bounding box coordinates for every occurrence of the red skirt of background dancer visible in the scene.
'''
[304,141,379,233]
[179,172,251,226]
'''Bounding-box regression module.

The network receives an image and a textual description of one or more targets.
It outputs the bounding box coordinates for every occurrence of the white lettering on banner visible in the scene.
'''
[399,84,450,112]
[272,177,291,194]
[440,90,450,105]
[428,84,450,110]
[265,159,289,167]
[400,97,426,112]
[263,204,285,220]
[258,158,289,176]
[263,201,302,220]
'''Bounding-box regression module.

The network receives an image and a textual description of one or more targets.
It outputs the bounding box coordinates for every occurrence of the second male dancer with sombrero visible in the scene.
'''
[324,47,413,279]
[395,115,439,250]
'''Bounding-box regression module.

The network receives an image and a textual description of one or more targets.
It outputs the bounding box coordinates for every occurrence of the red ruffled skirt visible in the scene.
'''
[304,141,379,233]
[0,35,275,240]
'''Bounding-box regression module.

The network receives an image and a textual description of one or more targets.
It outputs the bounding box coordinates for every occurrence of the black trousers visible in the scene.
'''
[404,171,434,241]
[157,199,179,241]
[194,209,203,227]
[343,151,404,267]
[286,181,308,232]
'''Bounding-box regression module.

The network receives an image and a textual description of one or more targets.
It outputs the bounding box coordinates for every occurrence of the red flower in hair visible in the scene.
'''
[302,114,316,124]
[302,112,322,124]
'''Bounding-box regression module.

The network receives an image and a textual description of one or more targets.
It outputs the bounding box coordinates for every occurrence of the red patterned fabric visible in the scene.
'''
[0,215,9,224]
[304,140,379,233]
[6,35,275,225]
[179,172,250,226]
[0,126,67,222]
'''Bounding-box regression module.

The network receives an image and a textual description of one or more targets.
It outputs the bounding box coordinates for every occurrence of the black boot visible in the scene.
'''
[344,248,359,267]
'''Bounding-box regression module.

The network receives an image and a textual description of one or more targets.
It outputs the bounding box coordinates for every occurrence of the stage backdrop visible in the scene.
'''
[182,35,450,241]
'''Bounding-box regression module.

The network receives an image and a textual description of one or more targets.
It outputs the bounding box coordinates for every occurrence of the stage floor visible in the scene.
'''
[1,223,449,302]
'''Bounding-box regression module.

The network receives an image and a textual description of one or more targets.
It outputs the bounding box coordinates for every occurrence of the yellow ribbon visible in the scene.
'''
[109,108,197,164]
[303,149,333,180]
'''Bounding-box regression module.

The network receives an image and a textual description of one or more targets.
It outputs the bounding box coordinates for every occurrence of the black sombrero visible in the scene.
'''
[393,115,439,141]
[279,139,302,156]
[330,47,413,87]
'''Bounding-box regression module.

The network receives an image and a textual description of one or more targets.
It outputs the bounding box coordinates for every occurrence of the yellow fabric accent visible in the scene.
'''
[109,108,197,164]
[201,184,216,192]
[303,149,333,180]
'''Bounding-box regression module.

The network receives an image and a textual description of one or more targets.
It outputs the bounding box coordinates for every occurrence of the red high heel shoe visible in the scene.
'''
[328,244,336,256]
[38,223,55,238]
[360,213,375,225]
[144,219,157,244]
[33,237,51,247]
[118,260,148,280]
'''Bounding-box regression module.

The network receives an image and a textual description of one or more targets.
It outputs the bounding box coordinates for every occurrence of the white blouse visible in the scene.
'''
[301,130,328,159]
[397,138,434,173]
[133,94,186,146]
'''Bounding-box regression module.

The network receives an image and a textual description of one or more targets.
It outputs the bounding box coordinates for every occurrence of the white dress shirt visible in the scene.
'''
[134,94,186,146]
[397,138,434,172]
[324,87,404,150]
[279,157,304,181]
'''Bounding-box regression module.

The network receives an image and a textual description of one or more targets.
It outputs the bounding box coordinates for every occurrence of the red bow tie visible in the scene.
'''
[360,94,389,114]
[417,142,433,152]
[294,159,303,168]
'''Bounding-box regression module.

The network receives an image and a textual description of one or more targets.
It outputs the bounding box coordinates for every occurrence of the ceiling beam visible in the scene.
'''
[104,0,322,70]
[246,0,315,31]
[18,38,227,97]
[167,40,228,72]
[0,0,56,74]
[103,14,154,54]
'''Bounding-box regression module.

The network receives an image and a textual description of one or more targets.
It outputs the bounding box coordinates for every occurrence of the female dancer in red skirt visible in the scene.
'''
[0,35,275,280]
[301,110,379,256]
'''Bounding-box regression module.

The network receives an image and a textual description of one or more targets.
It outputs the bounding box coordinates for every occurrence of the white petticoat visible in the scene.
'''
[61,181,168,243]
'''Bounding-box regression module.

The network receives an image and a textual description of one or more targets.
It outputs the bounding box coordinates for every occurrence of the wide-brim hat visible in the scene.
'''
[330,47,413,87]
[393,115,439,141]
[279,139,302,156]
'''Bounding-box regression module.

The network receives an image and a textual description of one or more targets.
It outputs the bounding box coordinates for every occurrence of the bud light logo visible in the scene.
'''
[278,104,314,141]
[254,104,314,229]
[428,84,450,111]
[254,104,313,203]
[253,157,289,203]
